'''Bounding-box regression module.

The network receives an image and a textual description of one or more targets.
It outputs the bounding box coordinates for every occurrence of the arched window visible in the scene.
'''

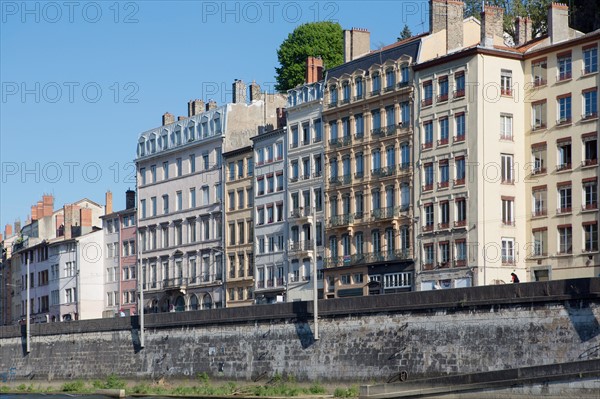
[190,294,199,311]
[174,296,185,312]
[202,293,213,310]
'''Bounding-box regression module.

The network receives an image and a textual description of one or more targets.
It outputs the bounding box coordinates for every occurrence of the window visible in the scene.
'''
[501,238,515,264]
[424,163,434,190]
[355,232,364,254]
[189,154,196,173]
[238,159,244,178]
[341,274,351,285]
[276,202,284,222]
[557,141,572,170]
[400,143,410,170]
[583,137,598,166]
[558,184,572,213]
[501,197,514,226]
[455,113,465,141]
[532,187,547,217]
[500,114,513,140]
[314,155,322,177]
[455,157,465,185]
[257,147,265,164]
[532,59,547,86]
[439,242,450,265]
[229,223,235,245]
[257,177,265,196]
[372,72,381,94]
[267,174,275,192]
[237,190,245,209]
[583,180,598,210]
[314,119,322,142]
[400,102,410,126]
[532,101,547,130]
[439,118,449,145]
[140,167,146,185]
[424,204,434,230]
[385,68,395,90]
[400,65,409,84]
[151,197,157,216]
[257,207,265,225]
[501,154,514,184]
[583,89,598,119]
[202,153,209,170]
[583,46,598,74]
[500,70,512,96]
[259,238,265,254]
[423,121,433,148]
[355,114,364,137]
[163,161,169,179]
[175,222,182,246]
[371,109,381,133]
[247,187,254,207]
[190,188,196,208]
[329,85,338,105]
[162,194,169,214]
[329,121,338,144]
[558,95,572,123]
[355,77,363,99]
[424,244,434,266]
[584,223,598,252]
[228,162,235,181]
[291,161,299,181]
[372,230,381,253]
[215,183,222,203]
[532,228,547,256]
[176,191,182,211]
[557,53,572,81]
[438,76,448,101]
[247,157,254,176]
[202,186,209,206]
[558,225,572,254]
[228,191,235,211]
[342,81,350,102]
[439,201,450,228]
[454,71,465,97]
[422,80,432,106]
[439,161,449,188]
[189,220,196,243]
[176,158,182,176]
[162,225,169,248]
[150,165,156,183]
[532,145,546,174]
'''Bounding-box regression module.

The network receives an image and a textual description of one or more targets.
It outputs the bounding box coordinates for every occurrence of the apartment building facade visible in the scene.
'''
[285,62,326,301]
[100,190,138,317]
[223,146,255,307]
[523,7,599,280]
[135,81,286,312]
[322,30,418,298]
[251,127,288,303]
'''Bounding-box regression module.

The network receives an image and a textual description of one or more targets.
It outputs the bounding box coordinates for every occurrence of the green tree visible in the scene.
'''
[274,21,344,92]
[398,24,413,41]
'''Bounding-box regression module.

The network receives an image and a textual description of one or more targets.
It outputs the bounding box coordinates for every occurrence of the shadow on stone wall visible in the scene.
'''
[564,279,600,342]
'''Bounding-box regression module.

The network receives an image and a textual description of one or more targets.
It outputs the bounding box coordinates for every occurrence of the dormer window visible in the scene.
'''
[385,68,395,91]
[371,72,381,94]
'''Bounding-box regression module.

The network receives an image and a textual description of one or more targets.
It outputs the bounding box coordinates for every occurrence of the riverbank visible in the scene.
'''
[0,373,360,398]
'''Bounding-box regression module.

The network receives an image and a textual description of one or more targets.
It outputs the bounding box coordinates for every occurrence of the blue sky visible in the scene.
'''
[0,0,429,232]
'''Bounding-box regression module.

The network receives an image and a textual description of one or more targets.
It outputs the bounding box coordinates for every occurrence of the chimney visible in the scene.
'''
[125,189,136,210]
[80,208,92,228]
[42,194,53,217]
[177,116,186,121]
[514,16,532,46]
[549,3,569,44]
[480,5,504,48]
[249,81,261,102]
[232,79,247,104]
[206,100,217,111]
[64,205,73,239]
[5,224,12,238]
[430,0,447,34]
[188,99,205,117]
[31,205,38,221]
[344,28,371,62]
[162,112,175,126]
[36,201,44,220]
[276,108,287,129]
[305,56,324,84]
[446,1,464,52]
[55,214,64,237]
[105,191,113,215]
[0,233,3,242]
[14,221,21,235]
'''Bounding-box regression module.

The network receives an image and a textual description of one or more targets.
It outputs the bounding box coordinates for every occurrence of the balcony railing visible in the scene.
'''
[290,208,309,218]
[162,277,188,288]
[532,167,547,175]
[438,222,450,230]
[583,112,598,120]
[557,117,572,125]
[383,124,398,137]
[371,127,384,137]
[324,249,411,268]
[422,142,433,150]
[532,123,546,131]
[422,224,434,232]
[437,93,449,102]
[329,214,354,227]
[313,171,322,178]
[557,206,572,215]
[336,135,352,148]
[422,98,433,107]
[582,159,598,167]
[556,163,572,172]
[453,89,465,98]
[558,71,572,81]
[437,138,449,146]
[371,206,401,221]
[454,220,467,228]
[423,184,434,192]
[289,240,315,252]
[532,208,547,217]
[532,77,547,87]
[501,88,512,96]
[583,202,598,211]
[372,165,396,178]
[437,181,449,189]
[331,174,352,186]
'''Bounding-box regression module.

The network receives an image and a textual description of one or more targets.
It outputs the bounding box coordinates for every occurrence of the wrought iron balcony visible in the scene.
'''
[372,165,396,178]
[336,135,352,148]
[289,240,315,252]
[324,250,411,269]
[329,214,354,227]
[371,206,403,221]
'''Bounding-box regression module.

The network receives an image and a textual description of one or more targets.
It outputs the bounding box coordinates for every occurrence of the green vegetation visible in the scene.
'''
[275,21,344,92]
[334,385,359,397]
[1,372,335,397]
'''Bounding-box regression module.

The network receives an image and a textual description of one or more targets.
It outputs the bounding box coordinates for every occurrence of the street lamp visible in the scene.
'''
[308,208,319,341]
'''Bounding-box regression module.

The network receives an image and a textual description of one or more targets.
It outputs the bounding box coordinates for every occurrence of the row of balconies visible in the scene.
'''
[422,219,467,233]
[326,81,411,109]
[328,205,411,228]
[531,160,598,176]
[421,89,465,107]
[256,277,285,289]
[324,249,412,269]
[422,134,465,150]
[421,259,467,270]
[143,274,222,291]
[328,165,411,187]
[531,203,599,218]
[327,123,412,150]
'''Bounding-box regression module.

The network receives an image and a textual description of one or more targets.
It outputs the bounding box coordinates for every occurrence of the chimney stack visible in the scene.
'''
[126,189,136,210]
[80,208,92,228]
[64,205,74,239]
[344,28,371,63]
[36,201,44,220]
[105,191,113,215]
[549,3,569,44]
[14,221,21,235]
[480,5,504,48]
[276,108,287,129]
[306,56,324,84]
[430,0,446,34]
[232,79,247,104]
[206,100,217,111]
[0,233,3,242]
[162,112,175,126]
[188,99,205,117]
[249,81,261,102]
[4,224,12,238]
[31,205,38,221]
[177,116,186,121]
[43,194,53,217]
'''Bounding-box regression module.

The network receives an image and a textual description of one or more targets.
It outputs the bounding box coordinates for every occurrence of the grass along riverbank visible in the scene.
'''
[0,373,360,397]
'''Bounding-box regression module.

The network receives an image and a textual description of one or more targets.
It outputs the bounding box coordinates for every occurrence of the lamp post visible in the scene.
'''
[309,208,319,340]
[138,230,144,349]
[26,256,30,353]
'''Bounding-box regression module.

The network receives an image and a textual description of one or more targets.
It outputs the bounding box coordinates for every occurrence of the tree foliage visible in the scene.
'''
[274,21,344,92]
[398,24,413,41]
